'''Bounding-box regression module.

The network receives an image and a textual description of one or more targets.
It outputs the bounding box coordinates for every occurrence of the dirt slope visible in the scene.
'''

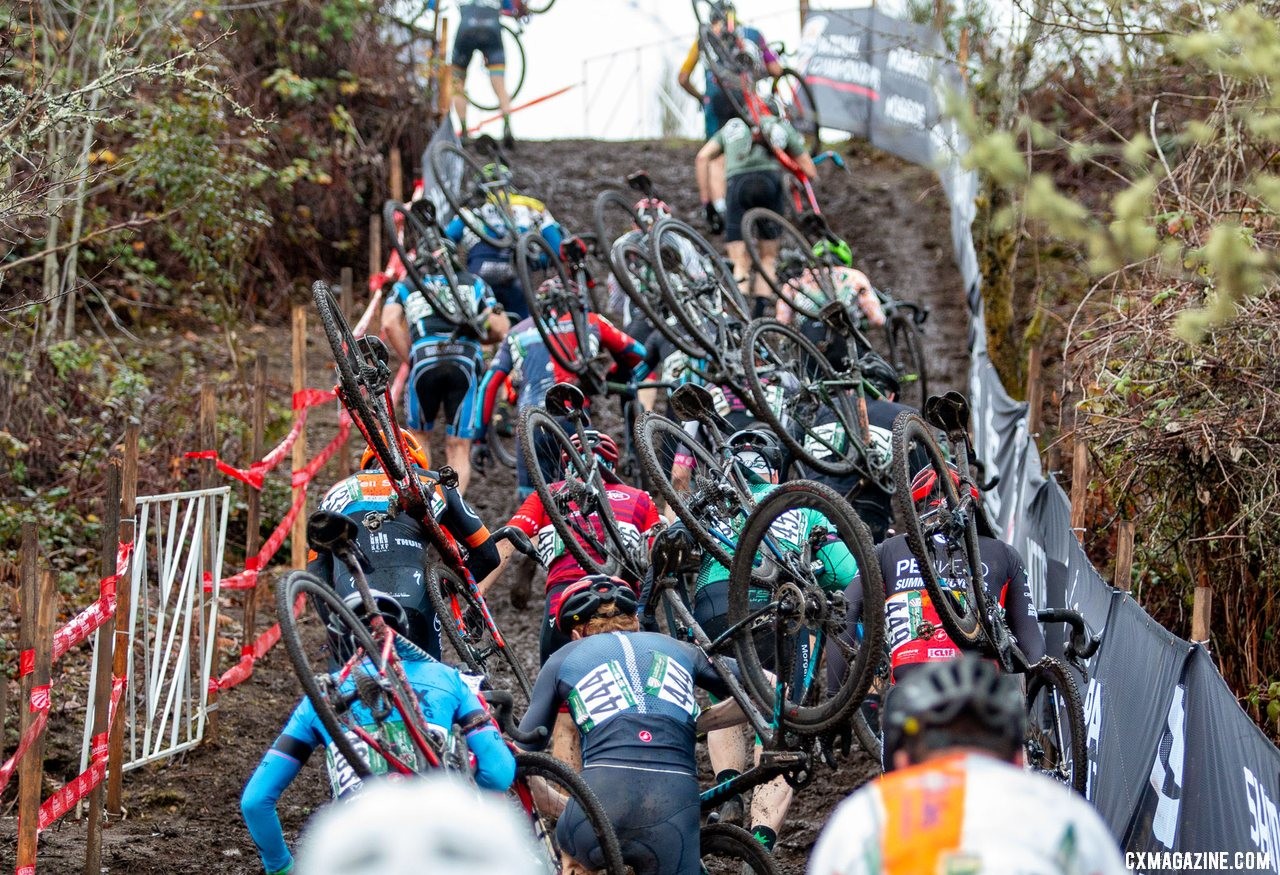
[0,137,966,874]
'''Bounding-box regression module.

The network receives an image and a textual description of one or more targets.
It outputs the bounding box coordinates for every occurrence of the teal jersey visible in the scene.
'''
[695,480,859,593]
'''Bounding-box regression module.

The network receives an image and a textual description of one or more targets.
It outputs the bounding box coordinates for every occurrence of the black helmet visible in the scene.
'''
[327,589,409,662]
[728,428,783,479]
[857,351,900,399]
[555,574,639,635]
[881,656,1026,769]
[710,1,736,24]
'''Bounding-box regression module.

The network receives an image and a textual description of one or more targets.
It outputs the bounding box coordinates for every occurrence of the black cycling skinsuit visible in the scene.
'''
[800,397,923,542]
[830,533,1046,687]
[308,467,501,659]
[517,631,741,875]
[452,0,507,71]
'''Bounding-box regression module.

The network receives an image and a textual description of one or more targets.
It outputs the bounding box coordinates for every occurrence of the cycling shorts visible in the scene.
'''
[725,170,783,243]
[452,25,505,72]
[406,342,484,439]
[558,765,701,875]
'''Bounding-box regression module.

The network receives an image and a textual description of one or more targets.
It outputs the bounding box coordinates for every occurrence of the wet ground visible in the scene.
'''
[0,137,965,873]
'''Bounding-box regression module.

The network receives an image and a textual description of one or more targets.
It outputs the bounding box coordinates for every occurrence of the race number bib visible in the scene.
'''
[708,385,732,417]
[645,653,699,718]
[803,422,848,460]
[568,661,638,732]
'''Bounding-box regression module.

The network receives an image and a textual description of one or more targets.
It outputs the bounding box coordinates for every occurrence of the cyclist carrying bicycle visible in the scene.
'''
[679,1,783,233]
[516,575,747,875]
[240,594,516,875]
[808,656,1126,875]
[472,305,646,498]
[479,429,661,663]
[444,164,563,320]
[443,0,526,147]
[641,429,858,854]
[381,264,510,495]
[309,432,501,659]
[696,110,817,313]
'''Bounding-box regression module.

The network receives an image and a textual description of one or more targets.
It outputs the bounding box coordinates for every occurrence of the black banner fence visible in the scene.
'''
[800,7,1280,865]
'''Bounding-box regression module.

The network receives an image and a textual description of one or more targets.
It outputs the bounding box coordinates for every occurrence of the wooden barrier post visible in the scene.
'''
[291,306,309,571]
[799,0,809,25]
[1114,520,1135,593]
[17,525,55,872]
[107,422,140,815]
[390,146,404,204]
[1025,346,1043,438]
[369,214,382,286]
[1069,440,1088,543]
[0,587,8,763]
[84,460,122,874]
[1192,586,1213,648]
[243,352,267,649]
[437,18,451,121]
[198,383,221,743]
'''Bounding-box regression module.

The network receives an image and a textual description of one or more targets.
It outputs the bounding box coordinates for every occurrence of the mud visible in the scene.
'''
[0,137,964,873]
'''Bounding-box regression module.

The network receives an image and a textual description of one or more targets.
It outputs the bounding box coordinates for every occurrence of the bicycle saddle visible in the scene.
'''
[626,171,654,196]
[545,382,588,416]
[307,509,359,553]
[669,383,718,422]
[924,391,971,433]
[818,299,858,334]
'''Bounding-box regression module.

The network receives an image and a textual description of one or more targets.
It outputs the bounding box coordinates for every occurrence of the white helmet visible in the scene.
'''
[297,776,548,875]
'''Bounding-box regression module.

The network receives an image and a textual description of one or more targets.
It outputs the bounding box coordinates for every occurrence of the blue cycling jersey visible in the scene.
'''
[240,654,515,873]
[386,272,496,346]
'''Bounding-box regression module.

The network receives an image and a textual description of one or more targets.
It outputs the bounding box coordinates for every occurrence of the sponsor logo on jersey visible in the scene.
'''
[369,532,389,553]
[638,730,653,743]
[395,537,421,549]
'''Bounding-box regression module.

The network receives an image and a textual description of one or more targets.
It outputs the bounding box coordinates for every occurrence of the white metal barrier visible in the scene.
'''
[80,486,230,772]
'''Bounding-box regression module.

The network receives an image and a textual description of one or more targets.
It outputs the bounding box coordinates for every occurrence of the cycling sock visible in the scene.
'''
[750,825,778,851]
[713,197,726,214]
[751,297,768,319]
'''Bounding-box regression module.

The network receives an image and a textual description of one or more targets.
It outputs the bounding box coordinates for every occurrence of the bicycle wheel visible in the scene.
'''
[741,319,863,477]
[772,67,821,155]
[889,413,989,646]
[383,200,482,333]
[466,22,527,111]
[513,751,627,875]
[611,238,707,359]
[884,309,928,411]
[727,480,884,734]
[1025,657,1088,794]
[593,190,642,257]
[650,217,749,357]
[313,281,409,485]
[426,563,533,703]
[521,407,644,581]
[635,410,753,571]
[428,140,519,249]
[742,208,835,320]
[700,823,779,875]
[516,231,592,376]
[523,0,556,12]
[853,708,883,765]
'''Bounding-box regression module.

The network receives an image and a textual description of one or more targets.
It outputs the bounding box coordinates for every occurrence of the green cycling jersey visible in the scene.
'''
[696,479,859,594]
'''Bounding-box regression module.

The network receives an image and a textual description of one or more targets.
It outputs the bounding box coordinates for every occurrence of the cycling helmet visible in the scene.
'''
[881,656,1027,769]
[728,429,784,480]
[556,574,639,635]
[327,589,410,662]
[298,776,544,875]
[812,238,854,268]
[709,1,736,25]
[478,162,512,184]
[857,351,900,399]
[567,429,620,467]
[361,431,430,471]
[910,462,980,508]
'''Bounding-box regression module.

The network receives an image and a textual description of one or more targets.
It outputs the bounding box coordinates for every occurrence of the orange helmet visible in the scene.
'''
[361,431,430,471]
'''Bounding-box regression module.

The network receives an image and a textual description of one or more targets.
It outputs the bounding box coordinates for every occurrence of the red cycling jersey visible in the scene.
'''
[509,482,661,611]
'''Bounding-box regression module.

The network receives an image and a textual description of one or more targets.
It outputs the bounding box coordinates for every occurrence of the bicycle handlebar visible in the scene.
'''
[1036,608,1101,660]
[485,690,548,745]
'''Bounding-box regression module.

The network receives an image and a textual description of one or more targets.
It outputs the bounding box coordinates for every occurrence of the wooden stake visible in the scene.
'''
[1114,520,1135,593]
[0,587,8,763]
[958,27,971,82]
[243,352,267,649]
[198,384,221,743]
[369,213,383,285]
[1192,586,1213,646]
[291,306,309,571]
[437,18,451,122]
[107,422,140,815]
[17,525,55,872]
[390,146,404,204]
[1069,440,1088,542]
[799,0,809,26]
[84,460,122,874]
[1025,345,1043,438]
